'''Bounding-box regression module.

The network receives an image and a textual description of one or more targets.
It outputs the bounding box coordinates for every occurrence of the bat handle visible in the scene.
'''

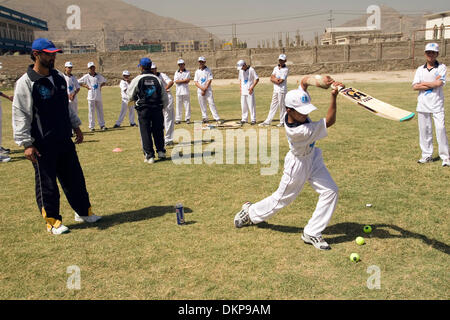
[331,84,344,91]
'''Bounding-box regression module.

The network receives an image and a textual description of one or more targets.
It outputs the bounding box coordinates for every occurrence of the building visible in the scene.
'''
[0,5,48,54]
[119,40,161,53]
[424,11,450,40]
[53,40,97,54]
[321,27,402,45]
[160,39,212,52]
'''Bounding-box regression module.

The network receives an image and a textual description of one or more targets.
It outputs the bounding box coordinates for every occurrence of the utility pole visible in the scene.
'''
[101,24,106,52]
[328,10,334,45]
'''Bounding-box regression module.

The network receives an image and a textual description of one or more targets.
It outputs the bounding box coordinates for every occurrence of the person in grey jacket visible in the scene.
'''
[12,38,101,235]
[128,57,168,164]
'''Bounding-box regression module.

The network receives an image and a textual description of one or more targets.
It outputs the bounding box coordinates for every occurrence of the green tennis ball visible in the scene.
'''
[363,225,372,233]
[356,236,365,245]
[350,253,360,262]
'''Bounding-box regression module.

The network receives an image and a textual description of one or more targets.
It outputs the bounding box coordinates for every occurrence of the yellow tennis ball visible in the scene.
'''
[350,253,360,262]
[356,236,365,245]
[363,225,372,233]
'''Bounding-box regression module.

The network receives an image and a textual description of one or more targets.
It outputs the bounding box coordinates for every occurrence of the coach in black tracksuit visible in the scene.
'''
[128,57,168,163]
[12,38,100,235]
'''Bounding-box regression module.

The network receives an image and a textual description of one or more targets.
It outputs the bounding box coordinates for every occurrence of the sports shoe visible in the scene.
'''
[202,118,209,124]
[0,146,10,154]
[175,121,181,125]
[237,120,247,125]
[277,123,284,127]
[186,119,191,124]
[417,156,433,164]
[100,126,108,131]
[74,212,102,223]
[301,233,331,250]
[47,224,70,235]
[250,121,256,125]
[0,154,11,162]
[144,156,155,164]
[443,159,450,167]
[157,151,166,159]
[113,124,120,128]
[130,123,138,127]
[217,119,225,124]
[90,128,95,132]
[165,141,174,147]
[258,122,270,127]
[234,202,253,228]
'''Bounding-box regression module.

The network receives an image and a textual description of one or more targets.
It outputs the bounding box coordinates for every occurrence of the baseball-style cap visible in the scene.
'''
[285,89,317,115]
[177,59,185,64]
[65,61,73,68]
[32,38,62,53]
[198,56,206,62]
[122,70,130,76]
[138,57,152,68]
[236,60,245,70]
[425,43,439,52]
[278,54,287,61]
[87,62,95,68]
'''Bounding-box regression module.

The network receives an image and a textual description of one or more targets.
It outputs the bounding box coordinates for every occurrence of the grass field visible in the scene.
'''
[0,80,449,300]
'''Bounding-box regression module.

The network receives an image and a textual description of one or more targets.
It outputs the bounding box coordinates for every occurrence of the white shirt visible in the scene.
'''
[64,74,80,103]
[174,70,191,96]
[78,73,107,101]
[194,67,213,94]
[412,62,447,113]
[157,72,173,98]
[239,67,259,96]
[285,117,328,157]
[120,79,130,102]
[272,65,289,93]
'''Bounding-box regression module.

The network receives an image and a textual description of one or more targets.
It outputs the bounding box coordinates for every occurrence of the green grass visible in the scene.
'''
[0,82,449,299]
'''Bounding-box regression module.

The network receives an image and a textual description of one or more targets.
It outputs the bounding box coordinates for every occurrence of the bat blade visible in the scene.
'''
[337,87,415,122]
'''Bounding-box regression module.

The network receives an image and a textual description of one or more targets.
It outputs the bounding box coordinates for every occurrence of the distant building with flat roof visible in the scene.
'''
[0,5,48,54]
[424,11,450,40]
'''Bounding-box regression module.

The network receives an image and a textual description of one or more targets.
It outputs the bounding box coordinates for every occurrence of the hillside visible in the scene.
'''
[0,0,217,51]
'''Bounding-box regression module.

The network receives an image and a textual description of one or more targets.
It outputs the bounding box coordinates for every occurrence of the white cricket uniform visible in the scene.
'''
[249,98,338,237]
[158,72,175,144]
[194,66,220,121]
[412,62,449,160]
[174,69,191,122]
[263,65,289,125]
[239,67,259,122]
[115,80,136,126]
[78,73,107,129]
[63,74,80,115]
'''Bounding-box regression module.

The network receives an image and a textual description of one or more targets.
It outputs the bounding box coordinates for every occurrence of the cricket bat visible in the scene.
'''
[332,85,415,122]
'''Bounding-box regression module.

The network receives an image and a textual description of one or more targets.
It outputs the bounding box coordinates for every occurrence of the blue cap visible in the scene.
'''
[138,57,152,68]
[31,38,62,53]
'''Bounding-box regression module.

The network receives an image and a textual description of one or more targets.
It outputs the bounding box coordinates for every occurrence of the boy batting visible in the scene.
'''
[234,75,343,251]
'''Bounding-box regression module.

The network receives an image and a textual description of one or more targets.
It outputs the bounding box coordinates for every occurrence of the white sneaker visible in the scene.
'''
[443,159,450,167]
[301,233,331,250]
[276,123,284,127]
[74,212,102,223]
[234,202,253,228]
[0,154,11,162]
[145,157,155,164]
[157,151,166,159]
[417,156,433,164]
[258,122,270,127]
[47,224,70,235]
[0,146,10,154]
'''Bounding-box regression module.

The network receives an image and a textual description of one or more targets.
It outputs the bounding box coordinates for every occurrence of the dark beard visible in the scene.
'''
[42,60,55,70]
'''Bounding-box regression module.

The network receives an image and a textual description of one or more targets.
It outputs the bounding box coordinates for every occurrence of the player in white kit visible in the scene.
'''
[0,91,13,162]
[174,59,191,124]
[259,54,289,127]
[78,62,107,131]
[194,56,224,124]
[234,76,343,251]
[151,63,175,146]
[63,61,80,116]
[412,43,449,167]
[113,70,137,128]
[236,60,259,125]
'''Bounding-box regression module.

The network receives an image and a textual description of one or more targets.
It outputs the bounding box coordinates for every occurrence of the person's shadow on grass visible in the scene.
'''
[256,222,450,255]
[67,205,195,230]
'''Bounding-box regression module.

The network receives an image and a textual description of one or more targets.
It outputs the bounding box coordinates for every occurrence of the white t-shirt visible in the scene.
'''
[157,72,173,98]
[64,74,80,103]
[174,70,191,96]
[412,62,447,113]
[78,73,107,101]
[272,65,289,93]
[239,67,259,96]
[194,67,213,94]
[120,80,130,102]
[285,116,328,157]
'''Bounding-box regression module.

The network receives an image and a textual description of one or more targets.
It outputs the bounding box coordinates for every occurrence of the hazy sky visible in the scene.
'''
[122,0,449,46]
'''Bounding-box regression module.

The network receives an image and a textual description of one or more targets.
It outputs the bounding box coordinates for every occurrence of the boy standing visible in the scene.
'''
[0,91,13,162]
[234,75,343,251]
[174,59,191,124]
[412,43,449,167]
[63,61,80,115]
[113,70,137,128]
[236,60,259,125]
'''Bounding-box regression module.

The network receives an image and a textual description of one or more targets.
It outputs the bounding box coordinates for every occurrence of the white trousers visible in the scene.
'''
[418,111,449,160]
[163,94,175,143]
[115,101,136,126]
[241,94,256,122]
[69,100,78,116]
[88,100,105,129]
[264,91,287,124]
[198,91,220,121]
[175,94,191,121]
[249,149,338,237]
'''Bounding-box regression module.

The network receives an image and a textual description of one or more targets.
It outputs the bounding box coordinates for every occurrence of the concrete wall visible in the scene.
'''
[0,39,448,87]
